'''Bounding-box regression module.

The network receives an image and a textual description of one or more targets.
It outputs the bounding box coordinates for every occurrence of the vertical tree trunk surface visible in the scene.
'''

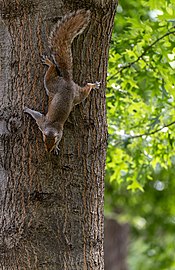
[105,219,129,270]
[0,0,117,269]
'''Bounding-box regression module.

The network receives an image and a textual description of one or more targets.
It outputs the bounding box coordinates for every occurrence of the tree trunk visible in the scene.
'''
[105,219,129,270]
[0,0,117,269]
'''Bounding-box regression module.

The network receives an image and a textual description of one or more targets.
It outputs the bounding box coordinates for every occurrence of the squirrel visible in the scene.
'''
[24,10,100,154]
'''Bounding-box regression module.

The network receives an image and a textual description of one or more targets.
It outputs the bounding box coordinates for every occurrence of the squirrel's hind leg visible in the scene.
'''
[81,81,100,97]
[82,81,101,94]
[74,81,101,105]
[41,55,59,96]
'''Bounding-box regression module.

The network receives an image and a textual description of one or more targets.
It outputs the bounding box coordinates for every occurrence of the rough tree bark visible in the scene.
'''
[0,0,117,269]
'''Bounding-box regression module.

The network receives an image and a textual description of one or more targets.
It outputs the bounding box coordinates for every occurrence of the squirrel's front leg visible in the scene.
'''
[24,107,45,132]
[24,107,44,122]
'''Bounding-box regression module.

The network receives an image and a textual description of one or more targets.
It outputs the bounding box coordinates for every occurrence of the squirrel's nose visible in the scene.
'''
[44,142,55,152]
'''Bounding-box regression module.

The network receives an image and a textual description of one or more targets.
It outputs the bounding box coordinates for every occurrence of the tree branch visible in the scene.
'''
[127,120,175,140]
[108,26,175,81]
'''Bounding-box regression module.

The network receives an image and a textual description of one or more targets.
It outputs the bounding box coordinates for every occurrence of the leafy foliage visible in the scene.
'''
[107,0,175,189]
[105,0,175,268]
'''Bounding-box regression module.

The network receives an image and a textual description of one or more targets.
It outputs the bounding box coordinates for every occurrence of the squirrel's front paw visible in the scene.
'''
[53,146,60,155]
[23,107,29,113]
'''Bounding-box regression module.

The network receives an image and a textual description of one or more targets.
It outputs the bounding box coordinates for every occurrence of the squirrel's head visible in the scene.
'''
[24,108,63,154]
[43,128,63,153]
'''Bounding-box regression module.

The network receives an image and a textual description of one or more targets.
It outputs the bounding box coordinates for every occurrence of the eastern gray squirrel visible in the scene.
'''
[24,10,100,154]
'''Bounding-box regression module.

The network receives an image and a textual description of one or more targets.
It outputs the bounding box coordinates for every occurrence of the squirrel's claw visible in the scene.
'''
[53,146,60,155]
[41,54,53,66]
[95,81,101,89]
[87,81,101,89]
[41,54,47,62]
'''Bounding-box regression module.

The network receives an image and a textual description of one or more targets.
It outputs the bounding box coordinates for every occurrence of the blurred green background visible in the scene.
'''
[105,0,175,269]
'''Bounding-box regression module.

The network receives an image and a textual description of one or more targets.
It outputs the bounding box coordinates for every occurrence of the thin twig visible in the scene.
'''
[127,120,175,140]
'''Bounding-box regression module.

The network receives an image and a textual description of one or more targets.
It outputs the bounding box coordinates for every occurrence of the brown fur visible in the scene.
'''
[24,10,100,154]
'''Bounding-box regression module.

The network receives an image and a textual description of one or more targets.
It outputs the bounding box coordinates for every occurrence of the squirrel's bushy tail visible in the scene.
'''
[49,10,91,80]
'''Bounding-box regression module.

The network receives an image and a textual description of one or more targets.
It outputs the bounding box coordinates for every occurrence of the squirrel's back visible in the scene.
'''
[46,79,76,124]
[49,10,91,80]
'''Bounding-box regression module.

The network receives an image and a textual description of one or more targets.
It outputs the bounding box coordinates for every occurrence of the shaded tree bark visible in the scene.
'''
[0,0,117,269]
[105,218,129,270]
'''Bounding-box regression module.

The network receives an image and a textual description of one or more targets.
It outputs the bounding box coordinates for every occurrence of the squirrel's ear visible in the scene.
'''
[24,107,44,121]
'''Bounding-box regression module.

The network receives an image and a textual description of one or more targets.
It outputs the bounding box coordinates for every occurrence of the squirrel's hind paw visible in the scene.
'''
[94,81,101,89]
[87,81,101,89]
[41,54,53,66]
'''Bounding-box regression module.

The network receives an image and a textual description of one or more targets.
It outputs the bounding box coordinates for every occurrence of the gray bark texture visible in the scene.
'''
[105,219,129,270]
[0,0,117,269]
